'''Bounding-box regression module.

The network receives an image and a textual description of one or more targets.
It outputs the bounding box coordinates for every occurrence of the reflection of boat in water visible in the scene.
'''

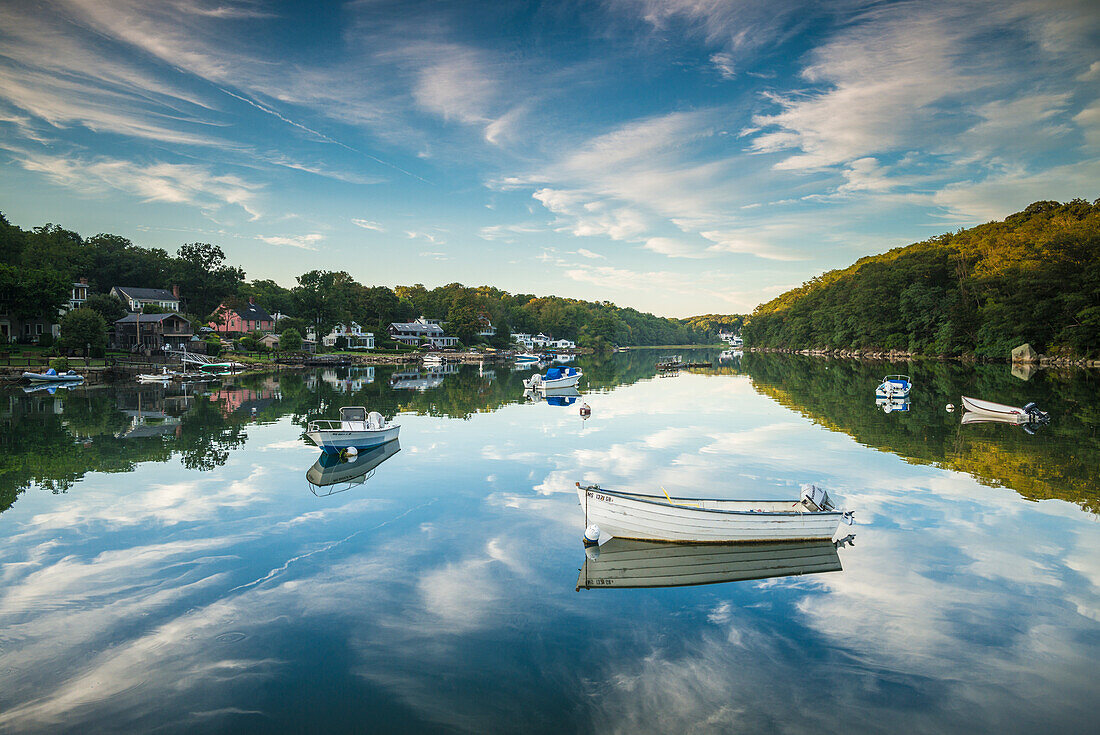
[306,439,401,495]
[961,395,1049,423]
[875,396,910,413]
[22,381,81,394]
[306,406,400,453]
[524,387,581,406]
[577,538,845,590]
[875,374,911,398]
[961,411,1049,434]
[577,483,853,543]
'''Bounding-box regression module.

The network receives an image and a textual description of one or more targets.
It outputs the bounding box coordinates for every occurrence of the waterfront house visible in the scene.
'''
[553,338,577,350]
[533,333,553,348]
[69,278,89,311]
[211,297,275,335]
[389,317,459,348]
[320,322,375,349]
[257,334,281,350]
[111,285,181,313]
[477,316,496,338]
[113,312,193,352]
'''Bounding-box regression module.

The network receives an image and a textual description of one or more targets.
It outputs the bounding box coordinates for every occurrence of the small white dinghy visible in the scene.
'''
[306,406,400,453]
[960,396,1048,423]
[875,374,911,398]
[524,366,582,390]
[577,483,853,544]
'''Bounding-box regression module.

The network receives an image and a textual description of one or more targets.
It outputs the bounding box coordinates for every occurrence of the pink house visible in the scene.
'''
[212,297,275,335]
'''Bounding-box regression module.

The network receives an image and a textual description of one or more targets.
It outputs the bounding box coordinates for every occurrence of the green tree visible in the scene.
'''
[280,327,302,352]
[59,308,107,354]
[83,293,126,325]
[173,243,245,318]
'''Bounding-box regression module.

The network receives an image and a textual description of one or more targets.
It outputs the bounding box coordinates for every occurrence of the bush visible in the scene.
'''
[90,345,106,358]
[280,327,302,352]
[205,339,222,357]
[38,333,55,347]
[49,356,70,371]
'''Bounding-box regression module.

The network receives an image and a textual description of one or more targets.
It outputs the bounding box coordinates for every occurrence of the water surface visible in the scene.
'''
[1,352,1097,733]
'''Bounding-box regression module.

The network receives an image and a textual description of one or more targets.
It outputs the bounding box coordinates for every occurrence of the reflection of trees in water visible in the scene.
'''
[0,350,723,514]
[741,353,1100,514]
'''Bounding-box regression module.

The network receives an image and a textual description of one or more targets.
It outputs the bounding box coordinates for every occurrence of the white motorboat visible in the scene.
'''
[577,483,853,544]
[22,368,84,383]
[306,406,400,453]
[576,538,844,590]
[524,366,582,390]
[960,395,1048,422]
[514,352,543,365]
[875,374,911,398]
[137,368,174,383]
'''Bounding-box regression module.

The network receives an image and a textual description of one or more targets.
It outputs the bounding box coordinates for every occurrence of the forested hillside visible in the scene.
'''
[0,212,736,347]
[743,199,1100,358]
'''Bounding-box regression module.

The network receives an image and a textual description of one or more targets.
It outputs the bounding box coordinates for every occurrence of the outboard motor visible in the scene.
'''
[1022,402,1049,423]
[800,484,835,512]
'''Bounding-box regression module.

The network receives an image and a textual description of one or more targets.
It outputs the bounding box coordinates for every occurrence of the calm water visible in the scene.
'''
[1,352,1098,734]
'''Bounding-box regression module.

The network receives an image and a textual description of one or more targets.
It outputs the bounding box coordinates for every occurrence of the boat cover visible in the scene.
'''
[45,368,57,376]
[545,367,564,380]
[546,395,577,406]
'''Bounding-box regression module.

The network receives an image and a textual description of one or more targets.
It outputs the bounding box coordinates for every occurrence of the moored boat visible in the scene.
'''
[576,537,844,590]
[306,406,400,453]
[524,366,582,390]
[961,395,1048,422]
[577,483,853,543]
[22,368,84,383]
[514,353,542,365]
[875,374,911,398]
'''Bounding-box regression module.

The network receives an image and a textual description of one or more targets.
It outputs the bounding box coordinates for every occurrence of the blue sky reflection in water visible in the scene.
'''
[0,356,1098,733]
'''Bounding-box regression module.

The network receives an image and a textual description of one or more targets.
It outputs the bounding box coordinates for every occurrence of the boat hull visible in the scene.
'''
[875,384,911,398]
[578,486,846,543]
[960,395,1026,418]
[306,424,400,452]
[23,372,83,383]
[577,538,842,590]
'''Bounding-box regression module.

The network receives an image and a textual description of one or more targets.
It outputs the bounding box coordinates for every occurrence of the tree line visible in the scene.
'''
[743,199,1100,358]
[0,212,743,349]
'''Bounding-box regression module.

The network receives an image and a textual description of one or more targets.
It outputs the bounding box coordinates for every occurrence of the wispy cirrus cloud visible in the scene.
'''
[256,233,323,250]
[351,218,385,232]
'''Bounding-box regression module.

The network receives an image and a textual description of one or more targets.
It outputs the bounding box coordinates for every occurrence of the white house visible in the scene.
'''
[533,333,553,348]
[389,317,459,348]
[553,338,576,350]
[321,322,375,349]
[111,286,181,313]
[477,316,496,338]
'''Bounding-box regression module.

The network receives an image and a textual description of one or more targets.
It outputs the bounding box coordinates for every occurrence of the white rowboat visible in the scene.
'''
[306,406,400,453]
[960,395,1048,422]
[577,538,843,590]
[577,483,853,543]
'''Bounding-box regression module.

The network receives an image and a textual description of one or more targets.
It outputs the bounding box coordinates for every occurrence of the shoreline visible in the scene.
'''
[748,346,1100,369]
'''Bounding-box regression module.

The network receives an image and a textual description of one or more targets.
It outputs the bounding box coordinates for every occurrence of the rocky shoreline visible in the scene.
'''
[748,346,1100,368]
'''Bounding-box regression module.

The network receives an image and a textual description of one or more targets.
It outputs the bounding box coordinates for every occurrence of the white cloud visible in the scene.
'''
[256,233,323,250]
[351,218,385,232]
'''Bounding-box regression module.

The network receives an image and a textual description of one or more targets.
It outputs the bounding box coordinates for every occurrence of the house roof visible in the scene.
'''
[390,321,444,335]
[114,286,177,301]
[230,302,274,322]
[115,312,190,324]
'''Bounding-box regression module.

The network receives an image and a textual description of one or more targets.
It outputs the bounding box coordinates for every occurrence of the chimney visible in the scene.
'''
[172,284,180,299]
[249,296,255,305]
[79,277,88,285]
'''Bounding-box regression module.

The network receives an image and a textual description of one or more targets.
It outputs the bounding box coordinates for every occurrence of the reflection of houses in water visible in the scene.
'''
[306,367,376,393]
[388,364,457,391]
[207,385,279,415]
[577,538,845,590]
[115,387,183,439]
[1,393,66,425]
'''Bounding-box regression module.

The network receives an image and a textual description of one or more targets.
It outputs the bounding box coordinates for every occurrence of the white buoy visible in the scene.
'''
[583,524,601,547]
[345,446,358,457]
[946,403,955,412]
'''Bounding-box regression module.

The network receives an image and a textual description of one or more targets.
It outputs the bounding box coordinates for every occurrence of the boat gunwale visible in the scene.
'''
[580,486,844,518]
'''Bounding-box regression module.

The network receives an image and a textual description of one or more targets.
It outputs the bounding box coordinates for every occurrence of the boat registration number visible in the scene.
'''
[587,491,613,503]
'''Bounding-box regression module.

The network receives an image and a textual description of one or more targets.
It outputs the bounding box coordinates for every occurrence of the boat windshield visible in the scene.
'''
[340,407,367,422]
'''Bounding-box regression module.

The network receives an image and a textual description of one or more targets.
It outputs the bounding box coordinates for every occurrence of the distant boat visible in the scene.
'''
[961,396,1049,423]
[524,366,582,390]
[137,368,174,383]
[577,483,853,543]
[305,406,400,453]
[23,368,83,383]
[306,439,401,494]
[577,538,844,590]
[656,355,684,370]
[875,374,911,398]
[514,353,542,364]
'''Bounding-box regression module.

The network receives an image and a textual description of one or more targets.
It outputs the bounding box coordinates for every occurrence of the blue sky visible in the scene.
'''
[1,0,1097,317]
